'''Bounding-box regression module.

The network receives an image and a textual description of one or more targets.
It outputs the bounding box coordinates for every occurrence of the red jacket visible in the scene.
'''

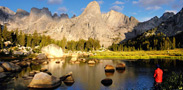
[154,68,163,83]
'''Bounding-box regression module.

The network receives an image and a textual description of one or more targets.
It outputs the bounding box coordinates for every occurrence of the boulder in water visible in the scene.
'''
[101,78,113,86]
[63,75,75,86]
[28,72,61,88]
[104,65,115,72]
[88,60,95,64]
[37,53,47,60]
[41,44,63,58]
[116,63,126,70]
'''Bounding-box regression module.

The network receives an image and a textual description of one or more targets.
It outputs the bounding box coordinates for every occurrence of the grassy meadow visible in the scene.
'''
[90,49,183,60]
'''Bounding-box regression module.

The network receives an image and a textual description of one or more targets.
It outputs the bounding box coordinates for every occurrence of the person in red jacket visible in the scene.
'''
[154,64,163,90]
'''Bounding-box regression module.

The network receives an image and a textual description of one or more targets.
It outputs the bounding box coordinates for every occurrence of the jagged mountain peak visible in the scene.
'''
[160,12,174,21]
[15,9,29,17]
[30,7,52,17]
[60,13,69,19]
[71,14,76,18]
[29,7,52,21]
[0,6,15,15]
[81,1,101,16]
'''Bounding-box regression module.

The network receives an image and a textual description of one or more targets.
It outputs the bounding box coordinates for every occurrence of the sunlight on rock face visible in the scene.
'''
[41,44,63,58]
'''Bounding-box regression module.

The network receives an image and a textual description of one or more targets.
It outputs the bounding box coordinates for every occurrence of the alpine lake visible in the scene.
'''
[1,57,183,90]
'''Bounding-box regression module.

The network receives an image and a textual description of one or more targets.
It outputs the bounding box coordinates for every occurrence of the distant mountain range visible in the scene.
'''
[0,1,182,47]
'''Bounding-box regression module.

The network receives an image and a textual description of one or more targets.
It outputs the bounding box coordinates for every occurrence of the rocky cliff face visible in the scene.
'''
[0,6,15,23]
[156,8,183,36]
[134,12,175,35]
[0,1,140,47]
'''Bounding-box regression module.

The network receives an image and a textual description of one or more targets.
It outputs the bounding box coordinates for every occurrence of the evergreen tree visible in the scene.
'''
[32,30,39,46]
[77,39,85,51]
[19,31,25,46]
[93,39,100,50]
[26,35,32,47]
[61,36,67,51]
[0,26,3,48]
[173,37,176,49]
[2,25,11,41]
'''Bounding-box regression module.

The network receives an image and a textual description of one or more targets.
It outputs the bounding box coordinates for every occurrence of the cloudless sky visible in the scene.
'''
[0,0,182,22]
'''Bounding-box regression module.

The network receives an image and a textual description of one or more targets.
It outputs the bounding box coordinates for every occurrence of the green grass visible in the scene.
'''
[90,49,183,60]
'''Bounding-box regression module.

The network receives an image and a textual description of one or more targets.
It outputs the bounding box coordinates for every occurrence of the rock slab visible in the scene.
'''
[28,72,61,88]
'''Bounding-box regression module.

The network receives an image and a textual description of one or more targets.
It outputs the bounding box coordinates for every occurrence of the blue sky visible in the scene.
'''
[0,0,182,22]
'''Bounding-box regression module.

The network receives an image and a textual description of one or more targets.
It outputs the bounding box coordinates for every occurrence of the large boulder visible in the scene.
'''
[28,72,61,88]
[41,44,63,58]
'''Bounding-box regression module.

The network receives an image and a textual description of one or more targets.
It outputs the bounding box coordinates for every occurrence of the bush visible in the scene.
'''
[162,72,183,89]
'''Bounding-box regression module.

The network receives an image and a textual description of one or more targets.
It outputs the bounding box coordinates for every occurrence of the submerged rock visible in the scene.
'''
[104,65,115,72]
[101,78,113,86]
[41,44,63,58]
[28,72,61,89]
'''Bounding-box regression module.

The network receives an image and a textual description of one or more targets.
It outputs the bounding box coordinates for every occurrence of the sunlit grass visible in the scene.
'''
[90,49,183,60]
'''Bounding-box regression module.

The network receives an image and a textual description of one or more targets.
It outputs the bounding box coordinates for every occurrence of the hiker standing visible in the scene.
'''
[154,64,163,90]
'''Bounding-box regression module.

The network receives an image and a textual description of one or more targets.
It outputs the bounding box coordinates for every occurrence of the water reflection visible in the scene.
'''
[1,59,183,90]
[105,72,114,77]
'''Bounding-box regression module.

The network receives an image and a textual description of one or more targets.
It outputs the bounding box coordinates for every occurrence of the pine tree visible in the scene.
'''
[77,39,85,51]
[2,25,11,41]
[32,30,39,46]
[0,26,3,48]
[26,35,32,47]
[61,36,67,51]
[19,31,25,46]
[173,37,176,49]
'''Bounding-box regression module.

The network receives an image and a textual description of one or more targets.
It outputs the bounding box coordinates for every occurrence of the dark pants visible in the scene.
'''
[154,82,162,90]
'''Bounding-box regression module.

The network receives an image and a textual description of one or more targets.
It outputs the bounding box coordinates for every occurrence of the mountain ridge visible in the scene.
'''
[0,1,181,47]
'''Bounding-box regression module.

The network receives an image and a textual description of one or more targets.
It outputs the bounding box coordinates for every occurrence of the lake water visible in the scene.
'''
[1,59,183,90]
